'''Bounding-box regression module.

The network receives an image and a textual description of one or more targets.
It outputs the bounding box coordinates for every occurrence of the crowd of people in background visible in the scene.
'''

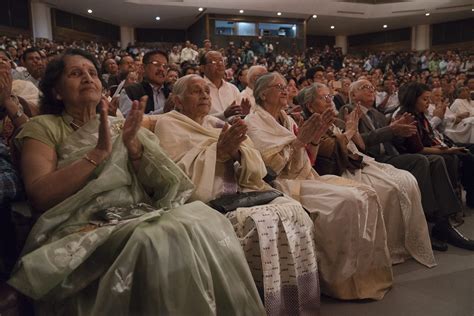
[0,33,473,315]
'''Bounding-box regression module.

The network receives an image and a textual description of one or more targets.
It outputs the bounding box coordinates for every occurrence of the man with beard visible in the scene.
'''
[119,50,170,116]
[12,48,45,87]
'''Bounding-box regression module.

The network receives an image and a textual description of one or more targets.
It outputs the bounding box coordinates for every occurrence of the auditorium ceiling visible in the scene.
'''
[41,0,473,35]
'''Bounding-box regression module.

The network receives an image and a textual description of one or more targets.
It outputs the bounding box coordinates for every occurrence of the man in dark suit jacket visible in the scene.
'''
[340,79,474,251]
[119,50,170,116]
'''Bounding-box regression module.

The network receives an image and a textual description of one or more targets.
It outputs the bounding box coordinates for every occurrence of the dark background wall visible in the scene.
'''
[306,35,336,48]
[0,0,31,36]
[135,28,186,43]
[431,18,474,50]
[187,15,208,47]
[52,9,120,42]
[348,28,411,53]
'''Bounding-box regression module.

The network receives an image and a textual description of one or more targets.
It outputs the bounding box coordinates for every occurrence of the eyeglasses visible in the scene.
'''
[318,94,334,102]
[147,61,169,70]
[267,83,288,92]
[358,84,376,92]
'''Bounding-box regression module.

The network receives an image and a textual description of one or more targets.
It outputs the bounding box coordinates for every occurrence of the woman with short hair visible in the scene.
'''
[298,82,435,268]
[245,72,393,300]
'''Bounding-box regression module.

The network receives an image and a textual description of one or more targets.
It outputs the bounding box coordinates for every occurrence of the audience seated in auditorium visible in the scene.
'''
[426,86,474,145]
[201,51,249,120]
[245,72,394,300]
[395,83,474,226]
[240,65,267,110]
[341,79,474,251]
[5,49,264,315]
[120,50,170,116]
[155,74,320,315]
[298,82,435,267]
[12,47,45,88]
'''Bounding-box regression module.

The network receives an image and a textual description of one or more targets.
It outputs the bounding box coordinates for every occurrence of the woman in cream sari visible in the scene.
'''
[155,74,320,316]
[6,49,264,315]
[299,83,435,267]
[245,72,393,300]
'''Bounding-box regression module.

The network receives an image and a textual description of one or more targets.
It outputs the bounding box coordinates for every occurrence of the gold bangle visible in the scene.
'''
[83,154,98,167]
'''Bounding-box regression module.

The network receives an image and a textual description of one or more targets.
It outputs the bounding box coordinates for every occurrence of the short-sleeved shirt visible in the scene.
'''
[15,114,74,151]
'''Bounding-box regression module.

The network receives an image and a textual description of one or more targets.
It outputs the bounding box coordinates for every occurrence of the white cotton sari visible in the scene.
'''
[246,106,393,300]
[327,125,436,267]
[155,111,321,315]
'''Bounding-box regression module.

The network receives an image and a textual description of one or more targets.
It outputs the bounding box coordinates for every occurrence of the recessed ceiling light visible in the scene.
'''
[330,25,335,29]
[383,24,388,28]
[425,12,430,16]
[277,12,282,16]
[471,8,473,11]
[292,25,296,30]
[87,9,93,14]
[198,7,204,11]
[155,16,161,21]
[312,14,317,19]
[239,9,244,14]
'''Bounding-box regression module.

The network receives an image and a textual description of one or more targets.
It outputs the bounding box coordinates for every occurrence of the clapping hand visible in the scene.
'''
[217,118,247,161]
[240,98,251,115]
[123,96,147,159]
[343,105,362,139]
[0,60,12,106]
[90,98,113,163]
[390,113,418,137]
[224,102,242,118]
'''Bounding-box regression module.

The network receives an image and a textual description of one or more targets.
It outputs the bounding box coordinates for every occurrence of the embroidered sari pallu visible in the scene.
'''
[155,111,321,315]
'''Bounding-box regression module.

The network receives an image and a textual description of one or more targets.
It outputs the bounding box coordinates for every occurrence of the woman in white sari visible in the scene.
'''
[155,74,320,315]
[245,72,393,300]
[6,50,264,316]
[298,83,435,267]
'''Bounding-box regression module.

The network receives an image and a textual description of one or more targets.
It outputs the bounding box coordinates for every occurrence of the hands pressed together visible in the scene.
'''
[297,108,334,146]
[89,95,147,164]
[217,117,247,162]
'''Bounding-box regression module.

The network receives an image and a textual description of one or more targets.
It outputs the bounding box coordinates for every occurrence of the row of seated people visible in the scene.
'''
[0,48,473,315]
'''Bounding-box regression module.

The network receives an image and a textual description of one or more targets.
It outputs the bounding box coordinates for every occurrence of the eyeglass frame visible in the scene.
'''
[267,83,288,92]
[146,60,170,70]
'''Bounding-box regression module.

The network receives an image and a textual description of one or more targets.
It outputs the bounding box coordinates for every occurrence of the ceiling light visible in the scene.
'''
[155,16,161,20]
[425,12,430,16]
[239,9,244,14]
[383,24,388,28]
[277,12,282,16]
[292,25,296,30]
[198,7,204,11]
[312,14,317,19]
[87,9,93,14]
[471,8,473,11]
[330,25,335,29]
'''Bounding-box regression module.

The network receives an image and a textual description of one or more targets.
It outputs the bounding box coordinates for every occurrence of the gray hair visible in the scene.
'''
[348,79,370,104]
[296,83,328,116]
[296,83,327,107]
[247,65,268,89]
[172,74,202,102]
[253,72,286,106]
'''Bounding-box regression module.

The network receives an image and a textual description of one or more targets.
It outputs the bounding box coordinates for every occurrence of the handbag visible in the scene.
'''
[208,190,283,214]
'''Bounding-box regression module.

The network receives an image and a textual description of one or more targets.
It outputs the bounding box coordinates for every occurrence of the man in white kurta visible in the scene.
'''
[202,51,242,120]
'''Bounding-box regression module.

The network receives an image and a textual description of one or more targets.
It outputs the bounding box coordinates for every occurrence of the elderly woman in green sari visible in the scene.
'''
[6,49,264,315]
